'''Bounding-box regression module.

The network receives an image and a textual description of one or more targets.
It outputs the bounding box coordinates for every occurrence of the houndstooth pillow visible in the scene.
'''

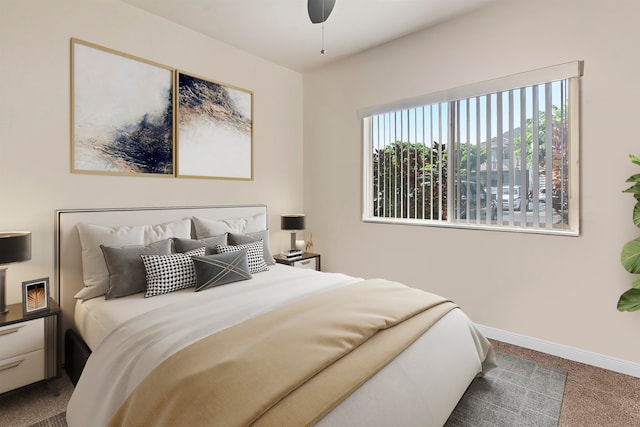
[141,247,205,297]
[215,240,268,274]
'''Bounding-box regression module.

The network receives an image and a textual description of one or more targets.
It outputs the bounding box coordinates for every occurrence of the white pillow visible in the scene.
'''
[193,213,266,238]
[74,219,191,300]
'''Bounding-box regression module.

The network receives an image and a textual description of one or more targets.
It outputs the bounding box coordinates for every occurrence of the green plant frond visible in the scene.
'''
[621,237,640,273]
[634,203,640,227]
[617,288,640,311]
[618,155,640,310]
[623,183,640,194]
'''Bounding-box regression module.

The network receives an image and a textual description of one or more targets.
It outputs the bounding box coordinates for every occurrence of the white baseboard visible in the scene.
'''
[476,324,640,378]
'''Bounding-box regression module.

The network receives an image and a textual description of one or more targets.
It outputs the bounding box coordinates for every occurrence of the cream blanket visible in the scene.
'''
[108,279,457,427]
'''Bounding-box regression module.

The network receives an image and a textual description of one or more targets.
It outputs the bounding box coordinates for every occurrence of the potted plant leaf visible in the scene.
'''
[619,154,640,311]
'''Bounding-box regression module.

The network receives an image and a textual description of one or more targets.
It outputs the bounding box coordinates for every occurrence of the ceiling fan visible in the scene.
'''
[308,0,336,24]
[308,0,336,54]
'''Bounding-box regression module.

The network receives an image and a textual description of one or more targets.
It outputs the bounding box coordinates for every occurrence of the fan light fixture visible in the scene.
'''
[308,0,336,55]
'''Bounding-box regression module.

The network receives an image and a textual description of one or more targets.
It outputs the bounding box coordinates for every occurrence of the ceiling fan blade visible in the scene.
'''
[308,0,336,24]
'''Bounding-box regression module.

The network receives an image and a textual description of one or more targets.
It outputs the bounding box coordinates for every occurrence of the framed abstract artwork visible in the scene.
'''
[176,71,253,180]
[22,277,49,315]
[70,38,174,176]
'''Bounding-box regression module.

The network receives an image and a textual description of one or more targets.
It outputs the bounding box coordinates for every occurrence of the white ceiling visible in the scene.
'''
[121,0,496,73]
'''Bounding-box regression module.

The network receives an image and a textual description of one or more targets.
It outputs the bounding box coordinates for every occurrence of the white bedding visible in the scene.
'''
[67,265,495,427]
[73,264,357,350]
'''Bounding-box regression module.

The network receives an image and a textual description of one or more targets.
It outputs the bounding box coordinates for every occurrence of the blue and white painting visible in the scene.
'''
[72,39,174,175]
[177,72,253,180]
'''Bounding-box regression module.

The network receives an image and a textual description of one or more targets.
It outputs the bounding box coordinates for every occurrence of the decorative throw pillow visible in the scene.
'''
[173,234,228,254]
[193,213,266,238]
[75,219,191,300]
[141,247,205,297]
[215,241,268,274]
[193,250,252,292]
[101,239,173,299]
[228,230,275,266]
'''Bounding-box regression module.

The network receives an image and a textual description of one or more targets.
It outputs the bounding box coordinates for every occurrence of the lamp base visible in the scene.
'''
[0,267,8,314]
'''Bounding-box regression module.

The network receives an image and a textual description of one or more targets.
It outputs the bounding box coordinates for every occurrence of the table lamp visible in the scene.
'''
[281,215,305,253]
[0,232,32,314]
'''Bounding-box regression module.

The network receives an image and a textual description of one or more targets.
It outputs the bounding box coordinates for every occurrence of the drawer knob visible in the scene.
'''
[0,326,24,337]
[0,359,24,372]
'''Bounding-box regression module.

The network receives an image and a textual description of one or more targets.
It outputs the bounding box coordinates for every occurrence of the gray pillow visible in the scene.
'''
[193,250,252,292]
[100,239,173,299]
[228,230,275,265]
[173,235,228,254]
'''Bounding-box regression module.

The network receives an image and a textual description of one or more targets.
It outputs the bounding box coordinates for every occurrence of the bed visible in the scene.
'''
[56,205,495,427]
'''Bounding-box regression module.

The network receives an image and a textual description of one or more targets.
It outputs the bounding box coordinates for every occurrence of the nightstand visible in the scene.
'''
[274,252,321,271]
[0,298,61,396]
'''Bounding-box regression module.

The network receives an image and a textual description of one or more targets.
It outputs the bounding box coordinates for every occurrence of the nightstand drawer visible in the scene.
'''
[0,317,44,360]
[0,349,45,394]
[274,253,321,271]
[292,257,317,270]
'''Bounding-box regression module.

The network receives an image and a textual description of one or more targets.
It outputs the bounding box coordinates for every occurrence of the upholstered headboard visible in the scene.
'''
[55,205,268,335]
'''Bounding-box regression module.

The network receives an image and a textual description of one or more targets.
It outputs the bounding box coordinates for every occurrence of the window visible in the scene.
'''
[362,62,581,235]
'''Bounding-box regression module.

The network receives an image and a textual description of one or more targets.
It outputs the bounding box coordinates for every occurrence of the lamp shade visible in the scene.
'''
[0,232,32,264]
[281,215,305,231]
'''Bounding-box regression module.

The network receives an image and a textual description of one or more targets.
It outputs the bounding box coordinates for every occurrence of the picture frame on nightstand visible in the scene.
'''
[22,277,50,315]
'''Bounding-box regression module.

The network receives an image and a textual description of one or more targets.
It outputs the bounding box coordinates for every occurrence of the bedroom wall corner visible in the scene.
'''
[302,0,640,366]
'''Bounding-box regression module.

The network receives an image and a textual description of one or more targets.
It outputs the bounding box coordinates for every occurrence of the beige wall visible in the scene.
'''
[0,0,303,303]
[304,0,640,364]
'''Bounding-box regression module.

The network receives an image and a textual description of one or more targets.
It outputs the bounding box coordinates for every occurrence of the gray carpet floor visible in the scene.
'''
[27,413,66,427]
[7,350,566,427]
